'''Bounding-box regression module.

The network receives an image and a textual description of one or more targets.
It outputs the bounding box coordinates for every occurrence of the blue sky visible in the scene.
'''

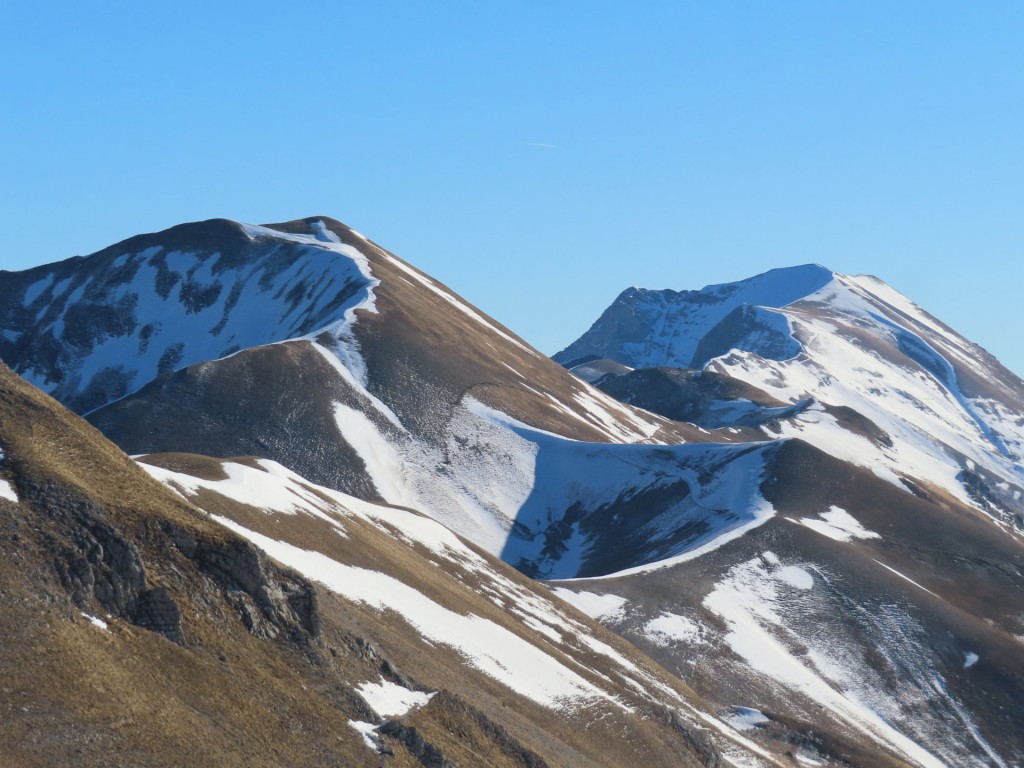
[3,2,1023,374]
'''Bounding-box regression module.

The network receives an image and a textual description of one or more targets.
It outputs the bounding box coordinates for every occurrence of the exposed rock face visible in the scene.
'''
[19,475,184,643]
[189,536,320,644]
[14,465,320,648]
[129,587,184,644]
[377,721,455,768]
[661,708,720,768]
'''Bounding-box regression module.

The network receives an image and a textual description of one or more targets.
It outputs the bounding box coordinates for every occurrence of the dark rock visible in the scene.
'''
[19,479,189,643]
[189,536,320,645]
[377,721,455,768]
[35,485,147,616]
[129,587,184,644]
[662,707,720,768]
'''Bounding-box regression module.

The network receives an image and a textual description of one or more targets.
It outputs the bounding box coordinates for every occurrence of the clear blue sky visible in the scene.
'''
[3,2,1023,375]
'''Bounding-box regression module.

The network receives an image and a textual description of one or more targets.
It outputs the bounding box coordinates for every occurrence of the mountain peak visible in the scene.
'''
[556,263,838,369]
[700,262,835,299]
[0,217,377,413]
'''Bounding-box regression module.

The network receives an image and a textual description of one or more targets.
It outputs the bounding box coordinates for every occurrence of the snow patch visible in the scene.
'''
[0,478,19,504]
[23,273,55,304]
[80,613,109,631]
[963,652,979,669]
[795,506,881,543]
[774,565,814,590]
[643,612,703,646]
[348,720,379,750]
[356,677,434,718]
[331,402,414,507]
[724,707,769,731]
[551,589,628,622]
[873,560,939,598]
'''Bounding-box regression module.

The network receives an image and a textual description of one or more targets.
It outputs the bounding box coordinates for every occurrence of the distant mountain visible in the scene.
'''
[558,264,1024,531]
[553,264,1024,767]
[4,221,1024,766]
[556,264,839,371]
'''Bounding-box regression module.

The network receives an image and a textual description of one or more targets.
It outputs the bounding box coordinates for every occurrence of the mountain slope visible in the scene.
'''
[555,264,837,371]
[0,360,771,767]
[0,217,674,443]
[558,264,1024,533]
[3,218,782,579]
[550,263,1024,767]
[555,438,1024,767]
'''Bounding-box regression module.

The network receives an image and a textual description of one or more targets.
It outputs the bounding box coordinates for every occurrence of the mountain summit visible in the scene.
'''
[559,263,1024,528]
[557,264,837,370]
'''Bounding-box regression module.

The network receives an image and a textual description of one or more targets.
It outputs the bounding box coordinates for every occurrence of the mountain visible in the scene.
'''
[3,220,1024,766]
[0,218,771,581]
[557,264,1024,530]
[554,264,1024,766]
[0,360,765,767]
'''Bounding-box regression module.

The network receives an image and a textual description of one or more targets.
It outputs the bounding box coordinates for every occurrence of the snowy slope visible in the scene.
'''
[0,220,375,414]
[560,265,1024,533]
[137,453,776,766]
[712,272,1024,527]
[555,264,835,370]
[554,444,1024,768]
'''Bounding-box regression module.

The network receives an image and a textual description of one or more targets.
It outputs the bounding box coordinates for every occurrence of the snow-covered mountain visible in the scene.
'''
[553,263,1024,767]
[3,220,1024,767]
[558,264,1024,532]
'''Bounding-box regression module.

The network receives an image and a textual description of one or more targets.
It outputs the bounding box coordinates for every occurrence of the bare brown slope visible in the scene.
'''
[0,362,365,767]
[87,339,383,499]
[0,364,729,767]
